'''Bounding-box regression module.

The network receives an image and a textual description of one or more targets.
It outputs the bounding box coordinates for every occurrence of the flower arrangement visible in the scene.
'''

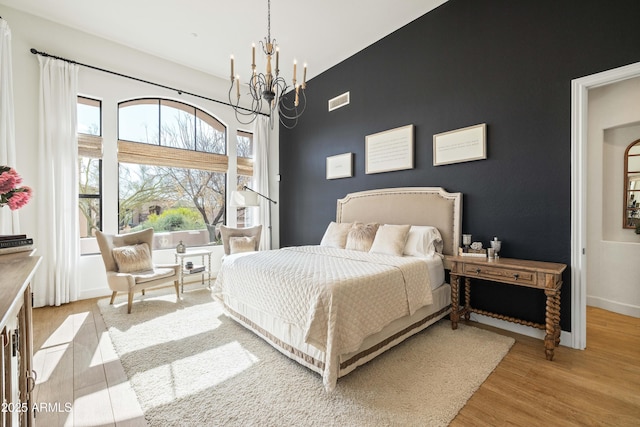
[0,166,32,210]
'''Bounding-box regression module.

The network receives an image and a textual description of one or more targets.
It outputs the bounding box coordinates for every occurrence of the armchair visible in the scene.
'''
[96,228,180,313]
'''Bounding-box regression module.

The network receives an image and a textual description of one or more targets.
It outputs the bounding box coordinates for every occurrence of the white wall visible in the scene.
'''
[0,5,280,300]
[587,76,640,317]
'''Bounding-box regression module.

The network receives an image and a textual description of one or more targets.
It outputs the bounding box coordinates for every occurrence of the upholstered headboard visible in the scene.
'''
[336,187,462,257]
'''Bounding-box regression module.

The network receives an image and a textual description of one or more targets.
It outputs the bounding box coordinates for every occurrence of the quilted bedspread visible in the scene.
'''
[213,245,433,391]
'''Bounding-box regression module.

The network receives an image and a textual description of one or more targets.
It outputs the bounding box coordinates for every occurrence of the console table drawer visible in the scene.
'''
[462,263,537,285]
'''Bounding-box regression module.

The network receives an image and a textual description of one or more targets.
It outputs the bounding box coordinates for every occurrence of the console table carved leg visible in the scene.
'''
[553,288,562,347]
[450,274,460,329]
[544,288,561,361]
[464,277,471,321]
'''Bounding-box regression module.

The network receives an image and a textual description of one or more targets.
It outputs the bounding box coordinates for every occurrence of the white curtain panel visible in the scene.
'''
[0,18,19,234]
[34,56,79,307]
[253,115,271,250]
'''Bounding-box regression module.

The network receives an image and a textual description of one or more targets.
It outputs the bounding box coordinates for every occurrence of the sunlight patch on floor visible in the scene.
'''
[33,343,69,384]
[138,341,259,407]
[42,312,90,348]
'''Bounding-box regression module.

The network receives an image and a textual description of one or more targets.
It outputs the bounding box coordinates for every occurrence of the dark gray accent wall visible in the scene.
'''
[278,0,640,331]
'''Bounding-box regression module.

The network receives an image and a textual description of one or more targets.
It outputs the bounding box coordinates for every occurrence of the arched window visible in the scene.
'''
[117,98,228,247]
[624,138,640,229]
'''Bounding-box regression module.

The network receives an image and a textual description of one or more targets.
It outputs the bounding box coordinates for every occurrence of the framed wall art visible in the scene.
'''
[326,152,353,179]
[365,124,414,174]
[433,123,487,166]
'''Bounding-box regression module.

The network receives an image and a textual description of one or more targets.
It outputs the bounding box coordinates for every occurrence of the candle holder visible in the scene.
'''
[490,237,502,258]
[462,234,472,252]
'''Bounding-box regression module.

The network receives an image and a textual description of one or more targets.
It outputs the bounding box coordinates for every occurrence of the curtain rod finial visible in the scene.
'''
[30,48,37,54]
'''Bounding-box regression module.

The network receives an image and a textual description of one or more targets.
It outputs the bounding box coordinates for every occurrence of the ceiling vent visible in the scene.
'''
[328,91,350,112]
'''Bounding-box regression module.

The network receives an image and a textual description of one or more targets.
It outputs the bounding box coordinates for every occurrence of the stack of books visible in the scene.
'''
[184,265,206,274]
[458,247,487,258]
[0,234,34,255]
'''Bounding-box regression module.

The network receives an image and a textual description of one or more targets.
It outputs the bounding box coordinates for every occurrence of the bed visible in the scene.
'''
[213,187,462,391]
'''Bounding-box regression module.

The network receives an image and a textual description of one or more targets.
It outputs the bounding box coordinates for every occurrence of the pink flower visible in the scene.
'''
[0,169,17,194]
[6,187,32,210]
[0,166,32,210]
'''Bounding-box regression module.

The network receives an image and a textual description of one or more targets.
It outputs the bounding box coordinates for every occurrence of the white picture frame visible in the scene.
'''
[326,152,353,179]
[433,123,487,166]
[365,124,414,174]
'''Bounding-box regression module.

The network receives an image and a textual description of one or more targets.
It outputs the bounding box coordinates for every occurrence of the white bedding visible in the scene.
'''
[214,245,442,390]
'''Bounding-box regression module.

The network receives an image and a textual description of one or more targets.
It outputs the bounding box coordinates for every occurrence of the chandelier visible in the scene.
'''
[228,0,307,129]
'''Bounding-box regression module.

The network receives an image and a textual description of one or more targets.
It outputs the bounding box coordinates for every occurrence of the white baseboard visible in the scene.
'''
[469,313,575,349]
[79,287,112,301]
[586,296,640,318]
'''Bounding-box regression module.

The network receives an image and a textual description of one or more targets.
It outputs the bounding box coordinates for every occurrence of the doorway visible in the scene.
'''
[571,61,640,350]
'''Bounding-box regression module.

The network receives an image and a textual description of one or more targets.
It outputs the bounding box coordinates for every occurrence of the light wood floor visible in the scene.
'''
[32,298,146,427]
[32,301,639,426]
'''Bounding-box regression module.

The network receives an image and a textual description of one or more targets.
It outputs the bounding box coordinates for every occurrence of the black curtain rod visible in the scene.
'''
[29,48,268,117]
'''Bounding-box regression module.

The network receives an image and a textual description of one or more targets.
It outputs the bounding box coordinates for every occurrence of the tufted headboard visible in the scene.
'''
[336,187,462,258]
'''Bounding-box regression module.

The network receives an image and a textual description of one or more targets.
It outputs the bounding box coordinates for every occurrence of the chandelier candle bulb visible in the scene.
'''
[230,55,234,81]
[303,64,307,89]
[252,43,256,67]
[293,60,297,85]
[295,85,300,106]
[236,75,240,99]
[275,48,279,74]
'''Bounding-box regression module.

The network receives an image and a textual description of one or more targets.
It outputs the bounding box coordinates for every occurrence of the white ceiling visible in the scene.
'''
[0,0,447,82]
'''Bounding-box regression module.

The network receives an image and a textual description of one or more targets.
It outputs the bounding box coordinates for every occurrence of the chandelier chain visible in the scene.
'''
[267,0,271,43]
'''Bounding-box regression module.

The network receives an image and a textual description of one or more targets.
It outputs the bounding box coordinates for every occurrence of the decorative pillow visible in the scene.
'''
[112,243,153,273]
[319,221,352,248]
[345,222,379,252]
[220,225,262,255]
[369,224,411,256]
[403,226,444,257]
[229,236,257,254]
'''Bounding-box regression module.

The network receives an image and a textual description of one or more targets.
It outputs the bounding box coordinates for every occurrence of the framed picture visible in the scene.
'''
[365,124,414,174]
[433,123,487,166]
[326,152,353,179]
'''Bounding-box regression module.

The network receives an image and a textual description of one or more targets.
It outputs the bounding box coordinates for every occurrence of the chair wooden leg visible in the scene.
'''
[127,291,134,314]
[142,289,145,296]
[174,280,180,299]
[110,291,117,305]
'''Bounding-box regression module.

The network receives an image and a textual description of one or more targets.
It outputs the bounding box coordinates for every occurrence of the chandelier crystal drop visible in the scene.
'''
[228,0,307,129]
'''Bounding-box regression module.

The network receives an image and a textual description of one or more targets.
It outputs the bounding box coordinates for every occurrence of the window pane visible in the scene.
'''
[236,175,254,227]
[78,97,101,135]
[237,131,253,158]
[79,197,101,238]
[196,115,225,154]
[79,157,100,195]
[197,109,226,154]
[161,102,195,149]
[119,100,160,144]
[119,162,225,248]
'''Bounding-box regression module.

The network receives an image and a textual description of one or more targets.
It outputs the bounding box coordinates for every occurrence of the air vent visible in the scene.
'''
[328,91,350,112]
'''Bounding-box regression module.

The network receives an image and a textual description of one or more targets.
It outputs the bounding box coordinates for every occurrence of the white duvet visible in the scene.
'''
[213,245,434,390]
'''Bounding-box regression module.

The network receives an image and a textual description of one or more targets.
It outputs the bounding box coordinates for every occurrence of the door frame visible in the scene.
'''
[570,61,640,350]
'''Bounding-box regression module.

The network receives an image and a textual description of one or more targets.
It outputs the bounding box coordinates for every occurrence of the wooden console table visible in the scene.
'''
[0,250,41,426]
[448,256,566,361]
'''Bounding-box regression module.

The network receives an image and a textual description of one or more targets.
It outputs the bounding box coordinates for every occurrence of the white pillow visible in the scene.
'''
[369,224,411,256]
[112,243,153,273]
[320,221,352,248]
[345,222,379,252]
[229,236,257,254]
[403,226,444,257]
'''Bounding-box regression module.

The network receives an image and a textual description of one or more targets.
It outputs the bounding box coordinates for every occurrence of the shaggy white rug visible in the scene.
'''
[98,287,514,427]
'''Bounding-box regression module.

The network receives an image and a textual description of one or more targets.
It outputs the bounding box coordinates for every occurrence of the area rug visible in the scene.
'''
[98,287,514,427]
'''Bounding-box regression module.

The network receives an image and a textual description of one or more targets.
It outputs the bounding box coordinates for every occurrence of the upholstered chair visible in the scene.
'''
[95,228,180,313]
[219,225,263,256]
